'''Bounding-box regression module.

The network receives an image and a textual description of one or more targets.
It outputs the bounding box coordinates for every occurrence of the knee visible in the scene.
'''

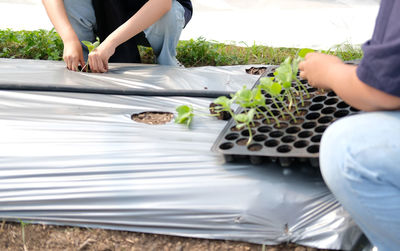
[319,117,353,185]
[159,0,185,30]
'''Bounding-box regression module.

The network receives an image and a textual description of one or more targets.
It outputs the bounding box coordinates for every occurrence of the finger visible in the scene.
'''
[299,71,307,79]
[298,61,305,71]
[72,58,80,72]
[89,55,98,73]
[95,56,104,73]
[67,60,73,71]
[101,59,108,73]
[79,57,85,72]
[305,52,315,60]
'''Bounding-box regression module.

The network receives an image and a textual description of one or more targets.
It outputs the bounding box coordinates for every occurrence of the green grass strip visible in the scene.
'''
[0,29,363,66]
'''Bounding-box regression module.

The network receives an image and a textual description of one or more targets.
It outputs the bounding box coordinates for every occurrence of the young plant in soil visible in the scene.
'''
[233,85,278,125]
[233,108,256,145]
[81,37,100,72]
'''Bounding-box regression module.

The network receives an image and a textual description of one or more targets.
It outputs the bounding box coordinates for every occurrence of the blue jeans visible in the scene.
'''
[63,0,185,65]
[320,111,400,251]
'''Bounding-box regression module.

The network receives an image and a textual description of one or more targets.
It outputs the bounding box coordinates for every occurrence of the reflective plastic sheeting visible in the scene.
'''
[0,59,361,250]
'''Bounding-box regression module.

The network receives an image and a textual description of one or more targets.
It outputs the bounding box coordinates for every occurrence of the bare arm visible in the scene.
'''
[299,53,400,111]
[88,0,172,72]
[42,0,85,71]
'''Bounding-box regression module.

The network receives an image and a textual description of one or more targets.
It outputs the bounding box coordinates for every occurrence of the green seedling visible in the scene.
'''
[19,219,29,251]
[175,105,194,127]
[233,85,278,125]
[234,108,256,145]
[175,104,223,127]
[213,96,236,119]
[81,36,100,72]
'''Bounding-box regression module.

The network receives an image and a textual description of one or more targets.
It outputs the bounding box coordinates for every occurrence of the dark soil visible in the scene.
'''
[245,67,267,75]
[209,103,232,120]
[0,222,329,251]
[131,112,174,125]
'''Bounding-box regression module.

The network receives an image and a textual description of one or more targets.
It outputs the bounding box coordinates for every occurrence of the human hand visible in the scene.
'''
[88,42,116,73]
[298,53,344,90]
[63,40,85,71]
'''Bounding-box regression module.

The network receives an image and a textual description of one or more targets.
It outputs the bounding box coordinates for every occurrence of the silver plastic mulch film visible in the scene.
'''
[0,59,361,250]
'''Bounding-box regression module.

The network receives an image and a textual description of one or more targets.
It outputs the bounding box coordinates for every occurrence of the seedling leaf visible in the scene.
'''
[175,105,194,127]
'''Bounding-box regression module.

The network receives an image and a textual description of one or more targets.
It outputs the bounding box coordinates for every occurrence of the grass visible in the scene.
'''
[0,29,363,66]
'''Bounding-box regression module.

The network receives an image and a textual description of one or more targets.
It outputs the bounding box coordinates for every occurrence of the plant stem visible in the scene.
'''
[280,99,297,123]
[295,78,310,98]
[256,107,270,123]
[271,99,283,127]
[246,123,253,145]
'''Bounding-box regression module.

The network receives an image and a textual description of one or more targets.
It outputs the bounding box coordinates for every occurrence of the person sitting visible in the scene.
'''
[299,0,400,249]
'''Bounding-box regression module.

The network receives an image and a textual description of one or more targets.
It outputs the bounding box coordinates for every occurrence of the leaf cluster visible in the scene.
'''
[0,28,63,60]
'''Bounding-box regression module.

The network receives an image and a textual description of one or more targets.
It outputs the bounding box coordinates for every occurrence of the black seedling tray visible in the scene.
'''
[211,67,360,167]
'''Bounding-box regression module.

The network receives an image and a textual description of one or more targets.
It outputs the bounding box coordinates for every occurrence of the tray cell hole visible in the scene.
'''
[311,135,322,143]
[264,99,273,104]
[305,112,321,120]
[315,125,327,133]
[327,91,337,97]
[253,134,268,142]
[312,96,327,102]
[309,104,323,111]
[350,107,360,112]
[334,110,349,118]
[258,107,267,112]
[294,140,309,148]
[302,122,317,129]
[318,116,333,124]
[277,145,292,153]
[265,139,279,147]
[269,131,284,138]
[242,129,256,137]
[307,145,320,154]
[298,131,313,138]
[307,87,317,93]
[324,98,339,105]
[236,138,249,146]
[321,107,336,115]
[248,143,263,152]
[220,142,234,150]
[249,121,261,128]
[282,135,296,143]
[258,126,273,133]
[225,133,239,141]
[337,101,350,109]
[262,118,275,125]
[290,118,304,125]
[286,126,301,134]
[270,110,280,116]
[273,122,289,129]
[298,101,312,108]
[271,102,283,109]
[230,125,241,132]
[295,109,308,116]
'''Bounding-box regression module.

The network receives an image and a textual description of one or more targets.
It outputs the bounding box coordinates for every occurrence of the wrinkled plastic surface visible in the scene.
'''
[0,59,361,250]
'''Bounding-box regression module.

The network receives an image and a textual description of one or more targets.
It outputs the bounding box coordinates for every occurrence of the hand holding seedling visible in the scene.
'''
[81,37,102,72]
[86,39,116,73]
[299,52,344,90]
[63,39,85,72]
